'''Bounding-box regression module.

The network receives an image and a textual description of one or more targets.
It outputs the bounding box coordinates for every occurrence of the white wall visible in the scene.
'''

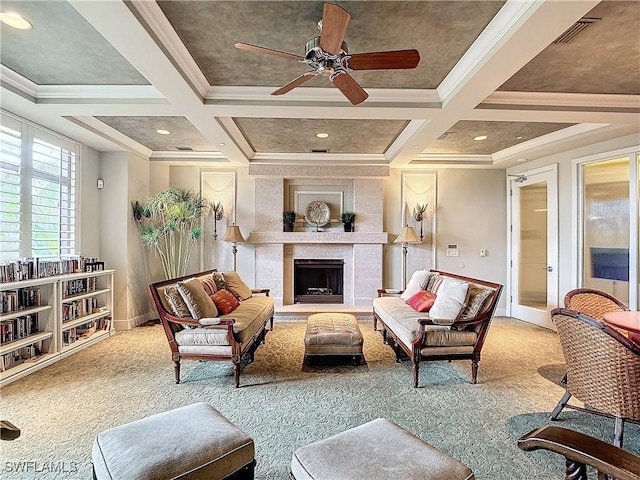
[100,151,150,329]
[435,169,507,298]
[79,145,101,257]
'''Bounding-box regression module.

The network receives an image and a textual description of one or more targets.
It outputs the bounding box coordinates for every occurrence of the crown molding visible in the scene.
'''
[205,86,441,106]
[124,0,210,98]
[482,91,640,111]
[412,153,493,165]
[1,66,38,100]
[150,151,228,161]
[250,152,388,165]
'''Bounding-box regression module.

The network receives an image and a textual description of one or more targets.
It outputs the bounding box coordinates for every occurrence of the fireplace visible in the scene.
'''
[294,259,344,304]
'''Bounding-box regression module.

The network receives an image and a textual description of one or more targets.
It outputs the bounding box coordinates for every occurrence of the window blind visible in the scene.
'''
[31,137,77,258]
[0,124,22,261]
[0,112,79,262]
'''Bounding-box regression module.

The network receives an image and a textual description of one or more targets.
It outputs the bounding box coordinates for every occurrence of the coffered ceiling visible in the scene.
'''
[1,1,638,168]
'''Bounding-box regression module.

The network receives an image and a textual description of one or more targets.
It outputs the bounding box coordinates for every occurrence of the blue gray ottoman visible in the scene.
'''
[291,418,474,480]
[92,403,255,480]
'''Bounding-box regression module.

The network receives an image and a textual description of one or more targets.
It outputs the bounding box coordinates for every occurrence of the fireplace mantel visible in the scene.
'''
[248,232,389,245]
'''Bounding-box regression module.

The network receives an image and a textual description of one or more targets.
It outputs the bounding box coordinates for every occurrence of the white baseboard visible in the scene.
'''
[114,312,151,330]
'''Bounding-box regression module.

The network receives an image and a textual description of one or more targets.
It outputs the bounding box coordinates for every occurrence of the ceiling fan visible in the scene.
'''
[234,3,420,105]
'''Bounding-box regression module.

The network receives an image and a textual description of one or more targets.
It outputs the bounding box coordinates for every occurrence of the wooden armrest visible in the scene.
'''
[377,289,403,297]
[419,318,455,326]
[518,426,640,480]
[251,288,270,296]
[419,315,487,328]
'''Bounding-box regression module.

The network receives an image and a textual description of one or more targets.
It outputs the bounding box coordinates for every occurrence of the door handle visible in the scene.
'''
[546,266,553,272]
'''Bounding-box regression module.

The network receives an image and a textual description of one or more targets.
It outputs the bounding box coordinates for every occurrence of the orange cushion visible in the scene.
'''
[406,290,437,312]
[209,289,240,315]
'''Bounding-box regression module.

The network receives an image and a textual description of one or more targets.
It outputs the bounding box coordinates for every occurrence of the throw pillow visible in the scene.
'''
[223,271,253,301]
[429,278,469,320]
[400,269,430,301]
[201,275,218,296]
[177,278,219,319]
[406,290,437,312]
[211,271,226,291]
[163,285,191,318]
[429,275,444,294]
[459,284,494,320]
[209,289,240,315]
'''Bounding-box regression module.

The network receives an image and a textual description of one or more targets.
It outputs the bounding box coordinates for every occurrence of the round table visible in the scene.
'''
[603,311,640,345]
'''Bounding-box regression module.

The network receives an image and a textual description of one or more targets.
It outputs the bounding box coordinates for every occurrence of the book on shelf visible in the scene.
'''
[1,314,39,344]
[1,341,43,372]
[1,287,41,314]
[0,256,105,283]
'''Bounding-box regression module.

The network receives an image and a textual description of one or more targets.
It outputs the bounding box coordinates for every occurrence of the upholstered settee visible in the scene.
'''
[150,269,274,388]
[373,269,502,388]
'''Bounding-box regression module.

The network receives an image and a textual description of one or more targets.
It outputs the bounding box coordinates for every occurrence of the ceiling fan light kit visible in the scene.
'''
[235,3,420,105]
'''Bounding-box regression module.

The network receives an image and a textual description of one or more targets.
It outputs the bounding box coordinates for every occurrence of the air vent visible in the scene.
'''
[176,146,196,151]
[553,17,600,44]
[310,148,329,153]
[438,131,455,140]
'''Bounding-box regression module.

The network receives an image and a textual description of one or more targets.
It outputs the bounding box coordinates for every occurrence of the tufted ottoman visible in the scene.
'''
[304,312,364,365]
[291,418,475,480]
[92,403,255,480]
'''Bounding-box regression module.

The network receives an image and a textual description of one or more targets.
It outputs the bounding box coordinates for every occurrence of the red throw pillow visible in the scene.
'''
[406,290,437,312]
[209,289,240,315]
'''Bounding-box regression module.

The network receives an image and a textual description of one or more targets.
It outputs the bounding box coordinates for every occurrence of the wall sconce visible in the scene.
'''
[211,200,224,240]
[414,202,428,241]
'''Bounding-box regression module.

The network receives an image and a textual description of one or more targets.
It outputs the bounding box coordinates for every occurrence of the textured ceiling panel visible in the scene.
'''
[0,1,149,85]
[234,118,408,153]
[96,116,217,151]
[499,1,640,94]
[423,121,576,155]
[158,1,504,89]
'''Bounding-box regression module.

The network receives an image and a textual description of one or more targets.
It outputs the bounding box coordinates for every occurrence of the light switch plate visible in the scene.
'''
[446,244,459,257]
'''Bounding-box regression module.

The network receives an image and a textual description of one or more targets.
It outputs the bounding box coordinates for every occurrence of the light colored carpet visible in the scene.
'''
[1,317,638,479]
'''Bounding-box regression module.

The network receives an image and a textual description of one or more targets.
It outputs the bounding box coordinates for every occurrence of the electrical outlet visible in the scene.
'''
[480,249,487,257]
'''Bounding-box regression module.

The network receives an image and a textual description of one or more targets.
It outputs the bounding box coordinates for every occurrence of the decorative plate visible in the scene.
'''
[304,201,331,226]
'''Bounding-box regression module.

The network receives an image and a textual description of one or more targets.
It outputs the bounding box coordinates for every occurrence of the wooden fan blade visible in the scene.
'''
[346,50,421,70]
[331,72,368,105]
[272,72,316,96]
[234,42,304,62]
[320,3,350,54]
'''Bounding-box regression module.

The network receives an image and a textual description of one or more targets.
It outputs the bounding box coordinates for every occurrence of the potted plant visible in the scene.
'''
[283,211,296,232]
[132,188,208,279]
[340,212,356,232]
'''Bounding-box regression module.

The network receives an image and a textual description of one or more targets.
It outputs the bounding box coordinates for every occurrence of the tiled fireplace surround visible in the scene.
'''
[248,166,389,307]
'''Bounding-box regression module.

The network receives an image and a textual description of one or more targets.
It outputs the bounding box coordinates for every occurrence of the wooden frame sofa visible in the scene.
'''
[150,269,274,388]
[373,269,502,387]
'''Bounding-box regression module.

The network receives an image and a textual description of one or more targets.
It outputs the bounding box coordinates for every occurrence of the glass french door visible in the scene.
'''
[510,168,558,328]
[579,156,638,309]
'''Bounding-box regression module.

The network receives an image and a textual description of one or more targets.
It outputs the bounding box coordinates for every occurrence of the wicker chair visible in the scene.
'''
[564,288,629,321]
[549,308,640,447]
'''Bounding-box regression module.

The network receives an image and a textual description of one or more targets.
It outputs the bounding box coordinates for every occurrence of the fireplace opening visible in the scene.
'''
[294,259,344,304]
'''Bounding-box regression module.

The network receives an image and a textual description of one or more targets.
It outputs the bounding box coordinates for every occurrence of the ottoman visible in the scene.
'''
[92,403,255,480]
[291,418,475,480]
[304,312,364,364]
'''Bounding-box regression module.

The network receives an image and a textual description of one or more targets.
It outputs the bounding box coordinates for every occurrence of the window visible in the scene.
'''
[0,112,79,262]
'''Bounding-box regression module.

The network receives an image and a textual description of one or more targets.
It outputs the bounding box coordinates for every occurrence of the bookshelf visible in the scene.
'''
[0,270,115,386]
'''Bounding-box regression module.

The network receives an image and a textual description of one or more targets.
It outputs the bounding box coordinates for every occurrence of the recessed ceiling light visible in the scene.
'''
[0,12,32,30]
[156,129,171,135]
[219,142,226,146]
[315,132,329,138]
[516,158,527,163]
[473,135,488,141]
[516,136,523,140]
[413,145,420,149]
